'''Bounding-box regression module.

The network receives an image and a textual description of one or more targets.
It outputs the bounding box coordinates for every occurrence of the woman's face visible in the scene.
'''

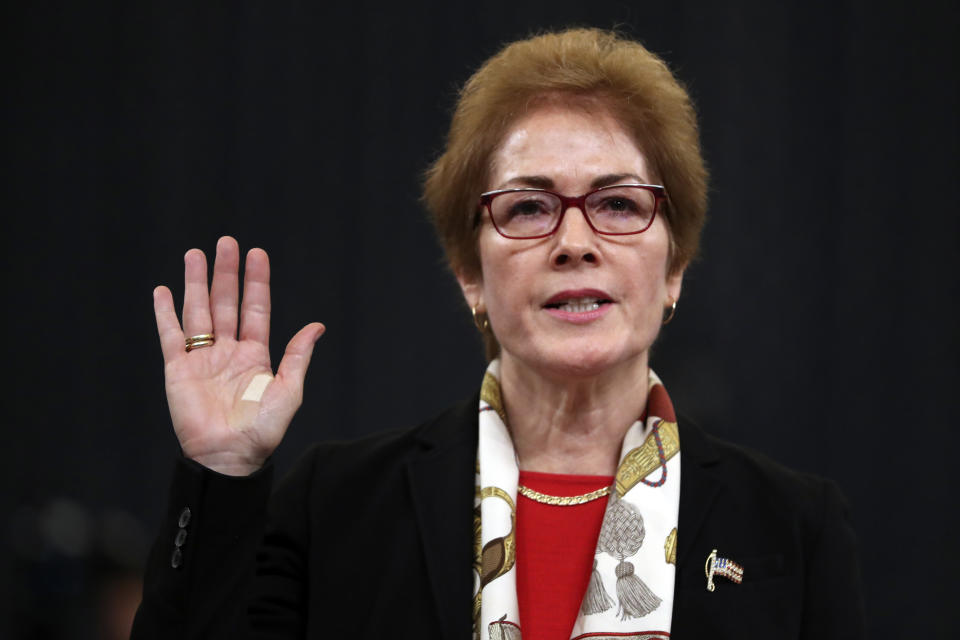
[458,104,683,380]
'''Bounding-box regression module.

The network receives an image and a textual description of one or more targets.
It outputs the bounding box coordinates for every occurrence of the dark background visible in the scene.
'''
[3,1,957,637]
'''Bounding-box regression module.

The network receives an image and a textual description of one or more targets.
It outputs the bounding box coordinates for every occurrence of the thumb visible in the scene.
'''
[275,323,325,394]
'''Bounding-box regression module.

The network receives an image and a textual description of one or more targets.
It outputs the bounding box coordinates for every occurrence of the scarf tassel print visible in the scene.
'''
[473,360,681,640]
[596,493,663,620]
[580,559,615,615]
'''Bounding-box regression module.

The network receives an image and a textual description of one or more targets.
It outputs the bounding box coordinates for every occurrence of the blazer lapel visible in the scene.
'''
[676,420,723,568]
[405,395,479,640]
[671,419,724,637]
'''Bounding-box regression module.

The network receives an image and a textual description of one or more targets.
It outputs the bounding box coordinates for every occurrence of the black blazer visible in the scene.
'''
[132,393,865,639]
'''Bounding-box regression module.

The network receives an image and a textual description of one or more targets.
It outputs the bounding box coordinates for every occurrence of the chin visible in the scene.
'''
[520,339,645,381]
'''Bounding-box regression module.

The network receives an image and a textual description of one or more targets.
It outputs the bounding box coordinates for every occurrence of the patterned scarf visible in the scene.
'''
[473,359,681,640]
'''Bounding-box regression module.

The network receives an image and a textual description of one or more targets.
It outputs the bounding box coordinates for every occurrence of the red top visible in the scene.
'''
[515,470,614,640]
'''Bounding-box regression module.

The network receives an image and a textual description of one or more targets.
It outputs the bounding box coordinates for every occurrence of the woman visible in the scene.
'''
[133,29,864,639]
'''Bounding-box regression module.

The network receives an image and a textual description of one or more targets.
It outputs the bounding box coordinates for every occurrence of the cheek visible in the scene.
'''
[627,274,666,326]
[623,250,672,318]
[482,260,526,321]
[476,240,542,336]
[636,229,673,293]
[477,239,516,313]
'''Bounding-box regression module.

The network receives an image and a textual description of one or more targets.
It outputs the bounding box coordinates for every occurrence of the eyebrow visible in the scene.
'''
[495,173,648,191]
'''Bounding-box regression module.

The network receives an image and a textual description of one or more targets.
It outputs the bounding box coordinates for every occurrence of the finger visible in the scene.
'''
[239,248,271,345]
[182,248,213,338]
[275,323,326,400]
[210,236,240,340]
[153,285,185,363]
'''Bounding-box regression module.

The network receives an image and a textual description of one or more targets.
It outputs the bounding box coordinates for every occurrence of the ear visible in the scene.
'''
[455,268,484,311]
[665,264,685,305]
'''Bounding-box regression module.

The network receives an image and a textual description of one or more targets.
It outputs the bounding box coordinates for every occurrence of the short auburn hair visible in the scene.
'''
[423,28,708,353]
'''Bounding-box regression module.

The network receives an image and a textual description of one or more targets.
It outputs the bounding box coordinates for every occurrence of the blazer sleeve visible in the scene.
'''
[800,479,866,639]
[131,452,316,640]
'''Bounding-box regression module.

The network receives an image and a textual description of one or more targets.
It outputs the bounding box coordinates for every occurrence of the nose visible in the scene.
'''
[550,205,598,267]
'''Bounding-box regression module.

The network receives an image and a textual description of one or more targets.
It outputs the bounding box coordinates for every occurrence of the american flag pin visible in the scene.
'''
[704,548,744,592]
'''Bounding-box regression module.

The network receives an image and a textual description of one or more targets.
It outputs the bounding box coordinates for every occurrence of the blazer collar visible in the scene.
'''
[405,393,479,640]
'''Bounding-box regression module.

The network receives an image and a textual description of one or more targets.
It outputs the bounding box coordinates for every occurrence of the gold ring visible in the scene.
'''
[185,333,215,352]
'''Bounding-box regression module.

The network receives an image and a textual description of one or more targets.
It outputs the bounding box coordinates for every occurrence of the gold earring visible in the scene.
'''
[472,304,490,332]
[663,297,677,325]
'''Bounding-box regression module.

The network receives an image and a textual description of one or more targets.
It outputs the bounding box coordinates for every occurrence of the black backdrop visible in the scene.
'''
[3,1,957,637]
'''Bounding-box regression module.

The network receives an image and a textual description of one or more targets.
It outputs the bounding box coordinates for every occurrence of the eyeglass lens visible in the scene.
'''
[489,185,657,238]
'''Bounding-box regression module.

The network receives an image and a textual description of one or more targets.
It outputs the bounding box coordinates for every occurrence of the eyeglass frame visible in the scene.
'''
[477,183,667,240]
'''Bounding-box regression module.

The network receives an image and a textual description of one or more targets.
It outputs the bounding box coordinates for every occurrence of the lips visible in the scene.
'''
[543,288,614,313]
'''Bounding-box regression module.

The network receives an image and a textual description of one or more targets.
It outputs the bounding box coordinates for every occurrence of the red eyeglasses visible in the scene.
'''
[478,183,666,239]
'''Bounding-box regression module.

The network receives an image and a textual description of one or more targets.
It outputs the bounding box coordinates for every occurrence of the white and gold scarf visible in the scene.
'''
[472,359,681,640]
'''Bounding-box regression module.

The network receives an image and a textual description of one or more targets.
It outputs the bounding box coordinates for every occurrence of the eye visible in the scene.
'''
[596,195,642,216]
[588,186,656,222]
[505,194,553,218]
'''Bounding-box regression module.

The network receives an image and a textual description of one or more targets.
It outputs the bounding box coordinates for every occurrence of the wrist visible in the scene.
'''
[188,451,266,477]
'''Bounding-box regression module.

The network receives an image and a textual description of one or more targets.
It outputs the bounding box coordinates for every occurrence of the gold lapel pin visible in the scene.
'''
[705,548,744,591]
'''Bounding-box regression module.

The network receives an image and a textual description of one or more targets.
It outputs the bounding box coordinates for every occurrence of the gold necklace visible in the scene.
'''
[516,484,612,506]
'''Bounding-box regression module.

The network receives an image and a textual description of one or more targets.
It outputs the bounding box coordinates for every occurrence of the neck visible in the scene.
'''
[499,354,649,476]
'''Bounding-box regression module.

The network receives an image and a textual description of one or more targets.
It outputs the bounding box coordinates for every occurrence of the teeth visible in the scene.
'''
[556,297,601,313]
[560,302,600,313]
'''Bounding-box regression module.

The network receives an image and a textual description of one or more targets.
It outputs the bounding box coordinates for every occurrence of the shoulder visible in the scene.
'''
[680,416,842,515]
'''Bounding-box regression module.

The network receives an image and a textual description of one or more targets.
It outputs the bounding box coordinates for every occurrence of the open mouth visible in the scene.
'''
[544,296,613,313]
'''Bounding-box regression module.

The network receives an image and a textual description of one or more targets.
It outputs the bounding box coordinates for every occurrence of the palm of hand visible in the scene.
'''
[153,236,324,476]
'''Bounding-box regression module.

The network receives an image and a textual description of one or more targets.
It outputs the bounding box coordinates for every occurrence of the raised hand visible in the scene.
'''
[153,236,325,476]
